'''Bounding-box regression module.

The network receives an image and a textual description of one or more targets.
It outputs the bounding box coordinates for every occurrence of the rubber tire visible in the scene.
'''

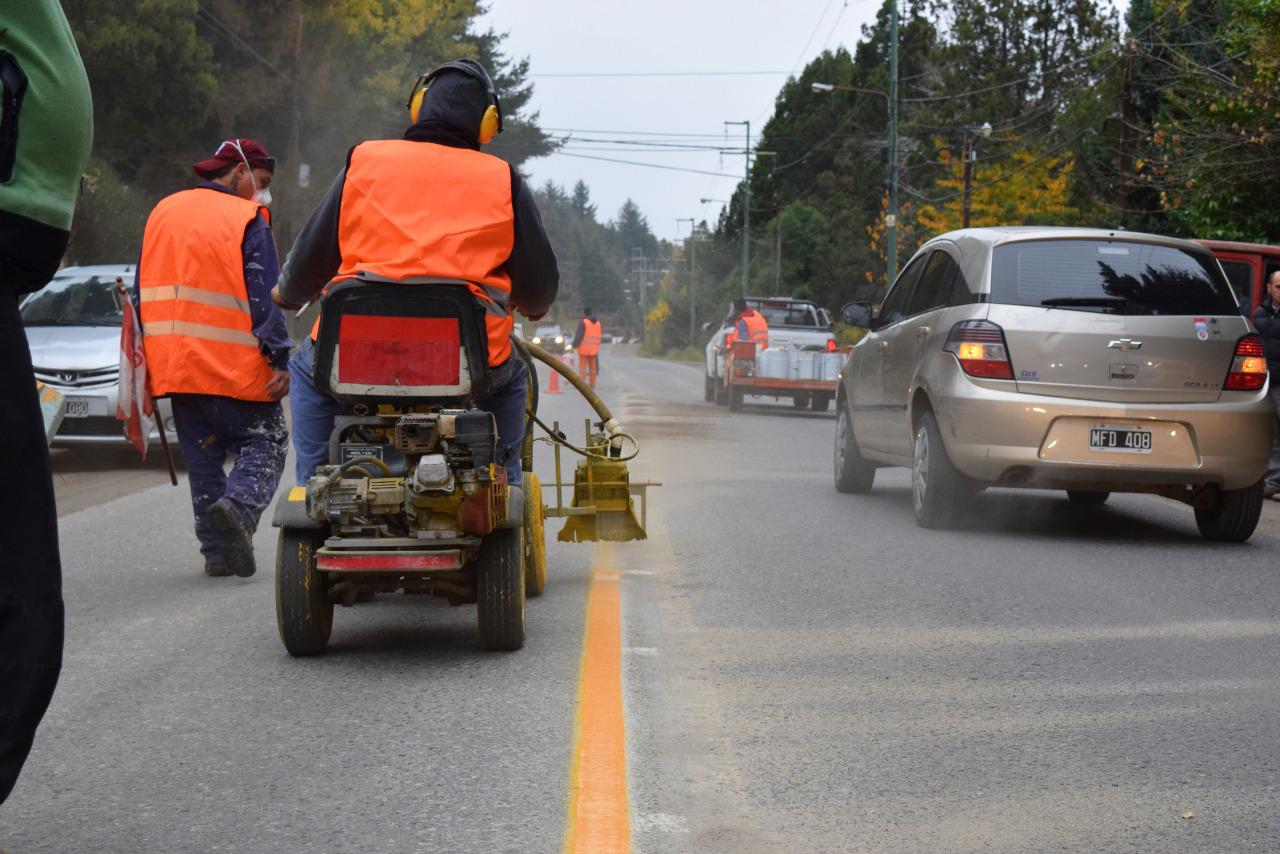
[1195,480,1264,542]
[275,528,332,657]
[1067,490,1110,506]
[476,526,526,650]
[912,411,968,529]
[729,386,744,412]
[704,375,715,402]
[793,393,810,409]
[834,404,876,495]
[714,379,729,406]
[524,472,547,598]
[811,393,831,413]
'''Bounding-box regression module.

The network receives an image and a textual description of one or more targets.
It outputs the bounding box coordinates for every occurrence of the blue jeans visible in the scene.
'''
[169,394,288,563]
[288,338,528,486]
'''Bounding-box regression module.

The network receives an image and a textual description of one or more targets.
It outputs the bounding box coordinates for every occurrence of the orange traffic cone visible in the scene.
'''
[545,364,563,394]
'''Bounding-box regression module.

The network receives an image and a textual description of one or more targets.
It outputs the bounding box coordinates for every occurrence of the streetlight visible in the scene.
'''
[812,77,899,284]
[961,121,993,228]
[700,197,728,204]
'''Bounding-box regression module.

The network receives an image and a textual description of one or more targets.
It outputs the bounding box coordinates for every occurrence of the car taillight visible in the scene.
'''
[1225,333,1268,391]
[944,320,1014,380]
[826,338,837,352]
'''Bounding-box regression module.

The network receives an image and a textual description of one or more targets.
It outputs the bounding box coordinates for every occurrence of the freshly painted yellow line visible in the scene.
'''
[564,561,629,854]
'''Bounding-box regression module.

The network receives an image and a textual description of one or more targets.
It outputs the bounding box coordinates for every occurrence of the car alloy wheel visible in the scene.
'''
[912,424,929,514]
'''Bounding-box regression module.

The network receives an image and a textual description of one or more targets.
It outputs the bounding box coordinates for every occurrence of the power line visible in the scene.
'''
[529,70,793,78]
[195,5,285,77]
[554,151,745,179]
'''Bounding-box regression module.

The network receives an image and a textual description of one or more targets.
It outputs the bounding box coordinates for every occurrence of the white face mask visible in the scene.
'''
[223,138,272,206]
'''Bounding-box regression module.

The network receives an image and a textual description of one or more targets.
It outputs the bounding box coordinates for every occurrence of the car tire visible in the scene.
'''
[704,375,715,402]
[729,386,744,412]
[811,393,831,413]
[834,405,875,495]
[1195,480,1264,543]
[912,410,968,529]
[1066,490,1110,506]
[714,378,729,406]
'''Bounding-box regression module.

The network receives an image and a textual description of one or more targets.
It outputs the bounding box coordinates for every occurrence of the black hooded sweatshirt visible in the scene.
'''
[277,70,559,320]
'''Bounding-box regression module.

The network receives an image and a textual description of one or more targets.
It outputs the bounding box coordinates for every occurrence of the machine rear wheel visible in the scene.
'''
[811,393,832,412]
[793,393,810,409]
[524,473,548,597]
[275,528,332,657]
[477,527,526,650]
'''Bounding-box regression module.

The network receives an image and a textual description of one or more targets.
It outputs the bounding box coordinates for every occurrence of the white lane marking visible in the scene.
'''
[625,646,659,656]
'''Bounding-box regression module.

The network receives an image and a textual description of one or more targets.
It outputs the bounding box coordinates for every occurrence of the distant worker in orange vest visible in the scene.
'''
[724,297,769,352]
[273,59,558,488]
[572,307,604,388]
[135,139,292,579]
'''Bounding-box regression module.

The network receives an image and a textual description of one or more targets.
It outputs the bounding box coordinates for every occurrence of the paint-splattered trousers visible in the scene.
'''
[0,288,63,803]
[168,394,288,564]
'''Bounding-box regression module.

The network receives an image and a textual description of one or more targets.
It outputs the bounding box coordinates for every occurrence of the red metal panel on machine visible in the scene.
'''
[337,315,460,386]
[316,552,462,572]
[732,340,758,359]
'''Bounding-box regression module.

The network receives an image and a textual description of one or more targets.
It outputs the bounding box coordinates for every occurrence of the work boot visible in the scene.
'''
[204,559,232,577]
[206,498,256,578]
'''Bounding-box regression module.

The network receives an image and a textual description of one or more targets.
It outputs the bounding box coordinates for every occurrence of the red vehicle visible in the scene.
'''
[1197,239,1280,315]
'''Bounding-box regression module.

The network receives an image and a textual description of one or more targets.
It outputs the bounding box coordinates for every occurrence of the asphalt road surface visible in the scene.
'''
[6,346,1280,852]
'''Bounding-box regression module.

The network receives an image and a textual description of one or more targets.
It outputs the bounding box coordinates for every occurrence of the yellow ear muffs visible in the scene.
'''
[408,84,428,124]
[478,104,500,145]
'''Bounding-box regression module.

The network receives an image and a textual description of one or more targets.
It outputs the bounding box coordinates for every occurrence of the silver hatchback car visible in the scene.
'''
[834,227,1274,541]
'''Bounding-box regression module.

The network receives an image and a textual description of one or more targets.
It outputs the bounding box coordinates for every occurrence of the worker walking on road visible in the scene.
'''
[573,306,603,388]
[0,0,93,805]
[724,297,769,352]
[273,59,558,488]
[135,139,292,578]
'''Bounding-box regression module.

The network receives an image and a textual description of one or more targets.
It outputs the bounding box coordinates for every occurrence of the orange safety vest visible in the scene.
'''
[726,309,768,351]
[138,188,276,401]
[578,318,603,356]
[329,139,516,366]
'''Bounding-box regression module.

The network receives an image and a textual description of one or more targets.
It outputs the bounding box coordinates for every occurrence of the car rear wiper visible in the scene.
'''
[1040,297,1128,308]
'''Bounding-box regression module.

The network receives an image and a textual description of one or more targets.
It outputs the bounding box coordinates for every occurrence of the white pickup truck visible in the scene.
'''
[703,297,836,404]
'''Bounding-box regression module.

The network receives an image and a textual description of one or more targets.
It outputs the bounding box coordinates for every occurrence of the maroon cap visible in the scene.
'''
[192,138,277,179]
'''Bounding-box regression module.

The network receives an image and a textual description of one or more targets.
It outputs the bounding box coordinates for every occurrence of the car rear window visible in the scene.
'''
[750,301,819,327]
[991,239,1239,316]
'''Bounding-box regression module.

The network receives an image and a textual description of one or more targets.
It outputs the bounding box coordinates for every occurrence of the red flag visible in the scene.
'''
[116,279,154,459]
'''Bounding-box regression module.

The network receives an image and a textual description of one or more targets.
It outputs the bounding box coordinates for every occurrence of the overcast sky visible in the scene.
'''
[480,0,1126,242]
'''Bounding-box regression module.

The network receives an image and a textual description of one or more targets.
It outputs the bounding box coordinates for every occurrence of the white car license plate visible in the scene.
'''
[64,397,91,418]
[1089,424,1153,454]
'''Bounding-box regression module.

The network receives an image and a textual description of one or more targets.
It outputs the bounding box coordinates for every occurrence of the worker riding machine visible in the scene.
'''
[271,280,649,656]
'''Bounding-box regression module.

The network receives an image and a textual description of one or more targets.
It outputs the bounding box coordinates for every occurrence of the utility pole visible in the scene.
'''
[962,134,974,228]
[887,0,899,284]
[677,218,696,343]
[774,215,782,292]
[726,120,751,297]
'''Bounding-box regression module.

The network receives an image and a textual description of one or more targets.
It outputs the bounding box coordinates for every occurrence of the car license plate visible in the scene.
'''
[1089,424,1153,454]
[64,397,90,418]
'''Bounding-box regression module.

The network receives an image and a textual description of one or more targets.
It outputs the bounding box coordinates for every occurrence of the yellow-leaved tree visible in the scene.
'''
[916,139,1102,234]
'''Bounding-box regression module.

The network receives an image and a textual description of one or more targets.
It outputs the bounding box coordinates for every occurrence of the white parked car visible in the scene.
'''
[21,264,176,446]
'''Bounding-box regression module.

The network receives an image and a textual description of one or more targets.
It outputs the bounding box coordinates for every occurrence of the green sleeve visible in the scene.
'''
[0,0,93,231]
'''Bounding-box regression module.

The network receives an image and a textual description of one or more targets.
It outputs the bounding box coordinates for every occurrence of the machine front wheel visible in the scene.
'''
[275,528,332,657]
[524,473,548,597]
[477,527,526,650]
